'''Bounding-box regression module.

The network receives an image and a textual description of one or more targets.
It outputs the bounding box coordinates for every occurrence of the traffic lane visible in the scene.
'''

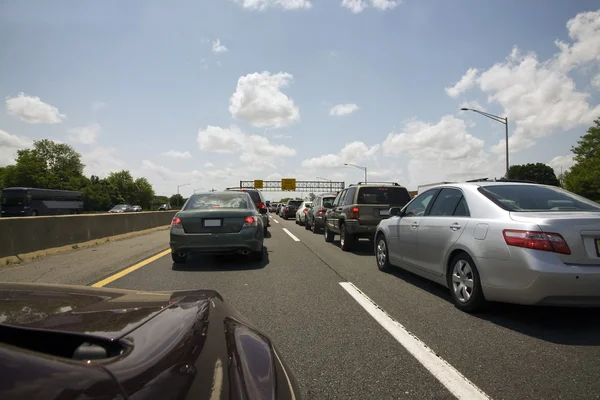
[104,224,454,400]
[279,216,600,400]
[0,229,170,285]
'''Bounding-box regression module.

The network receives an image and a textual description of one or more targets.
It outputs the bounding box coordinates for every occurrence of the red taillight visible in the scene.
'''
[286,207,289,210]
[255,202,265,209]
[502,230,571,255]
[318,210,325,215]
[303,209,308,213]
[349,207,360,219]
[244,216,256,226]
[171,217,182,227]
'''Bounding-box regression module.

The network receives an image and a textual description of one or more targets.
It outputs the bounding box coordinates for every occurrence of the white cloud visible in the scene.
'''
[448,10,600,154]
[382,115,499,188]
[197,125,296,170]
[329,103,359,116]
[162,150,192,159]
[229,71,300,128]
[233,0,312,11]
[548,154,576,175]
[204,162,214,168]
[301,141,380,169]
[341,0,399,13]
[0,130,33,166]
[5,93,65,124]
[445,68,479,98]
[67,123,101,145]
[553,9,600,72]
[82,147,127,178]
[592,73,600,90]
[212,39,228,54]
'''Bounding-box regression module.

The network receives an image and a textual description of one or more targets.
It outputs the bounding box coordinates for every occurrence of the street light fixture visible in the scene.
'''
[344,163,367,183]
[194,187,204,193]
[461,107,510,178]
[176,183,190,206]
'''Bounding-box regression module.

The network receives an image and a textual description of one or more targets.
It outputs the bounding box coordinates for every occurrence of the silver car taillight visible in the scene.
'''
[503,230,571,255]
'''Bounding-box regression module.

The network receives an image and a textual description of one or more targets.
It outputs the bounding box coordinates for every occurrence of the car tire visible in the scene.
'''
[448,252,487,313]
[375,234,392,272]
[263,226,268,236]
[250,246,264,262]
[324,221,335,242]
[305,218,311,230]
[340,223,355,251]
[172,251,187,264]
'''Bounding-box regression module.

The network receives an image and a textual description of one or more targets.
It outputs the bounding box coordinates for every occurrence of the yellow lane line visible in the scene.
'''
[91,249,171,287]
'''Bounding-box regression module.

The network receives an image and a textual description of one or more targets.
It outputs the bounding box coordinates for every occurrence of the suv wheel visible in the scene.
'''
[340,224,355,251]
[305,218,311,230]
[324,222,334,242]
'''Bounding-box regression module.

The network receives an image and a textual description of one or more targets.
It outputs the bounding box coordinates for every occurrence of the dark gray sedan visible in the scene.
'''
[170,191,265,264]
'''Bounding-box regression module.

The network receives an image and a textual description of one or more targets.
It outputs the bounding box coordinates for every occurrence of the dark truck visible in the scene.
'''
[323,182,412,251]
[280,199,303,219]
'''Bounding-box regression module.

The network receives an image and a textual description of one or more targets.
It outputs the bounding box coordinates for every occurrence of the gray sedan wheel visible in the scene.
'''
[375,234,391,272]
[448,253,486,313]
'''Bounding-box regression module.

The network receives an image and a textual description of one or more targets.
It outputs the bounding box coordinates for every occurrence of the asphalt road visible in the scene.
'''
[2,214,600,399]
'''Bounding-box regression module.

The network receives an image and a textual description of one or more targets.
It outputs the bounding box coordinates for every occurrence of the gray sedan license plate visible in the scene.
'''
[379,209,390,216]
[204,219,222,227]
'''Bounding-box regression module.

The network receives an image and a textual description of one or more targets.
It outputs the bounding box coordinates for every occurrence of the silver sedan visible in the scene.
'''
[374,181,600,312]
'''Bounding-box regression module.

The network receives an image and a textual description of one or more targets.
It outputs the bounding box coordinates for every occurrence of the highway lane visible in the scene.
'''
[102,218,455,400]
[1,213,599,399]
[276,215,600,400]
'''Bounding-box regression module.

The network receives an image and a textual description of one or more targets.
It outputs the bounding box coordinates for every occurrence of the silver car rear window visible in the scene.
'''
[479,185,600,212]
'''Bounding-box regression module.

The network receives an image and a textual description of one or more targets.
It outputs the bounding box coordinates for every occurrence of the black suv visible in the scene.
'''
[225,188,269,234]
[323,182,412,251]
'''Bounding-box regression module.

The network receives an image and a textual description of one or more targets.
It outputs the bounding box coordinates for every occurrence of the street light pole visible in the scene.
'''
[344,163,368,183]
[177,183,190,207]
[461,107,509,178]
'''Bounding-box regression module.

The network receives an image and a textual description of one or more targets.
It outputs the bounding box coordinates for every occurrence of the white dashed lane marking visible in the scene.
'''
[282,228,301,242]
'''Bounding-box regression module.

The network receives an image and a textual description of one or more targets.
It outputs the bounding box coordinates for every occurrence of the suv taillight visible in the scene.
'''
[502,230,571,255]
[349,207,360,219]
[318,210,325,215]
[256,202,265,209]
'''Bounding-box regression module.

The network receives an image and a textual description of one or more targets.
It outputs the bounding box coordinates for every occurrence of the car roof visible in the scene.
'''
[424,181,546,191]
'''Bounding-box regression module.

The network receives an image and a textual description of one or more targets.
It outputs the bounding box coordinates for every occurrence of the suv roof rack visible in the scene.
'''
[349,181,401,186]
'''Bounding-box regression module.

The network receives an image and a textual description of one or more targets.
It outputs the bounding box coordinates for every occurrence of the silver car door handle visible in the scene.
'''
[450,223,461,231]
[411,222,419,229]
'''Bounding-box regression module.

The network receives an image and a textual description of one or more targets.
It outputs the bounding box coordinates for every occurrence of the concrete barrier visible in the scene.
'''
[0,211,177,258]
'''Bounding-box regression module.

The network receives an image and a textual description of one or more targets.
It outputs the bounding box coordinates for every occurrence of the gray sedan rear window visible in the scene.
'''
[479,185,600,211]
[186,193,249,210]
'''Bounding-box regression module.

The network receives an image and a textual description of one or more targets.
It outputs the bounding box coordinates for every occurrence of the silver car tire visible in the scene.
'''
[448,252,486,313]
[375,234,392,272]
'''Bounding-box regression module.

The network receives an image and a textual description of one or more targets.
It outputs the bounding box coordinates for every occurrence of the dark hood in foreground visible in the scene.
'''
[0,282,301,400]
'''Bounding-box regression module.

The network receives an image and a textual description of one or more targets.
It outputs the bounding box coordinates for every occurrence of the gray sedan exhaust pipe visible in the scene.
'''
[239,249,251,256]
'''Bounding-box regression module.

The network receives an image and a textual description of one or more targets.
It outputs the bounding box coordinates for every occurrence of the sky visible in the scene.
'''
[1,0,600,200]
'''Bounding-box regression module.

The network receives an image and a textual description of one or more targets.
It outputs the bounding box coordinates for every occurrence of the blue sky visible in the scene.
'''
[1,0,599,199]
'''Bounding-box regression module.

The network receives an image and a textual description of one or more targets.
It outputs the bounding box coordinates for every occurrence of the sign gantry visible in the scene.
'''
[239,179,345,192]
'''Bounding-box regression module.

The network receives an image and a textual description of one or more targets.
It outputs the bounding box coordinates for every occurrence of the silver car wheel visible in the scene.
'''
[452,259,474,303]
[376,239,387,267]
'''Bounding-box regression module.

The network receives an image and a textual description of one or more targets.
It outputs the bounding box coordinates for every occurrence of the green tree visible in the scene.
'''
[82,175,112,211]
[2,150,52,188]
[308,192,316,201]
[506,163,560,186]
[106,170,135,203]
[564,118,600,201]
[132,177,155,209]
[170,194,184,207]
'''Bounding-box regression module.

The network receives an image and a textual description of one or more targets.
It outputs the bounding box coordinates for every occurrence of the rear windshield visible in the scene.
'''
[185,193,250,210]
[288,200,303,207]
[235,190,260,203]
[357,187,411,206]
[322,197,336,208]
[479,185,600,212]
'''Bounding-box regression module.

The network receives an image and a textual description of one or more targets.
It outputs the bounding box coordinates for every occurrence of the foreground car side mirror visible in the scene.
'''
[389,207,401,217]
